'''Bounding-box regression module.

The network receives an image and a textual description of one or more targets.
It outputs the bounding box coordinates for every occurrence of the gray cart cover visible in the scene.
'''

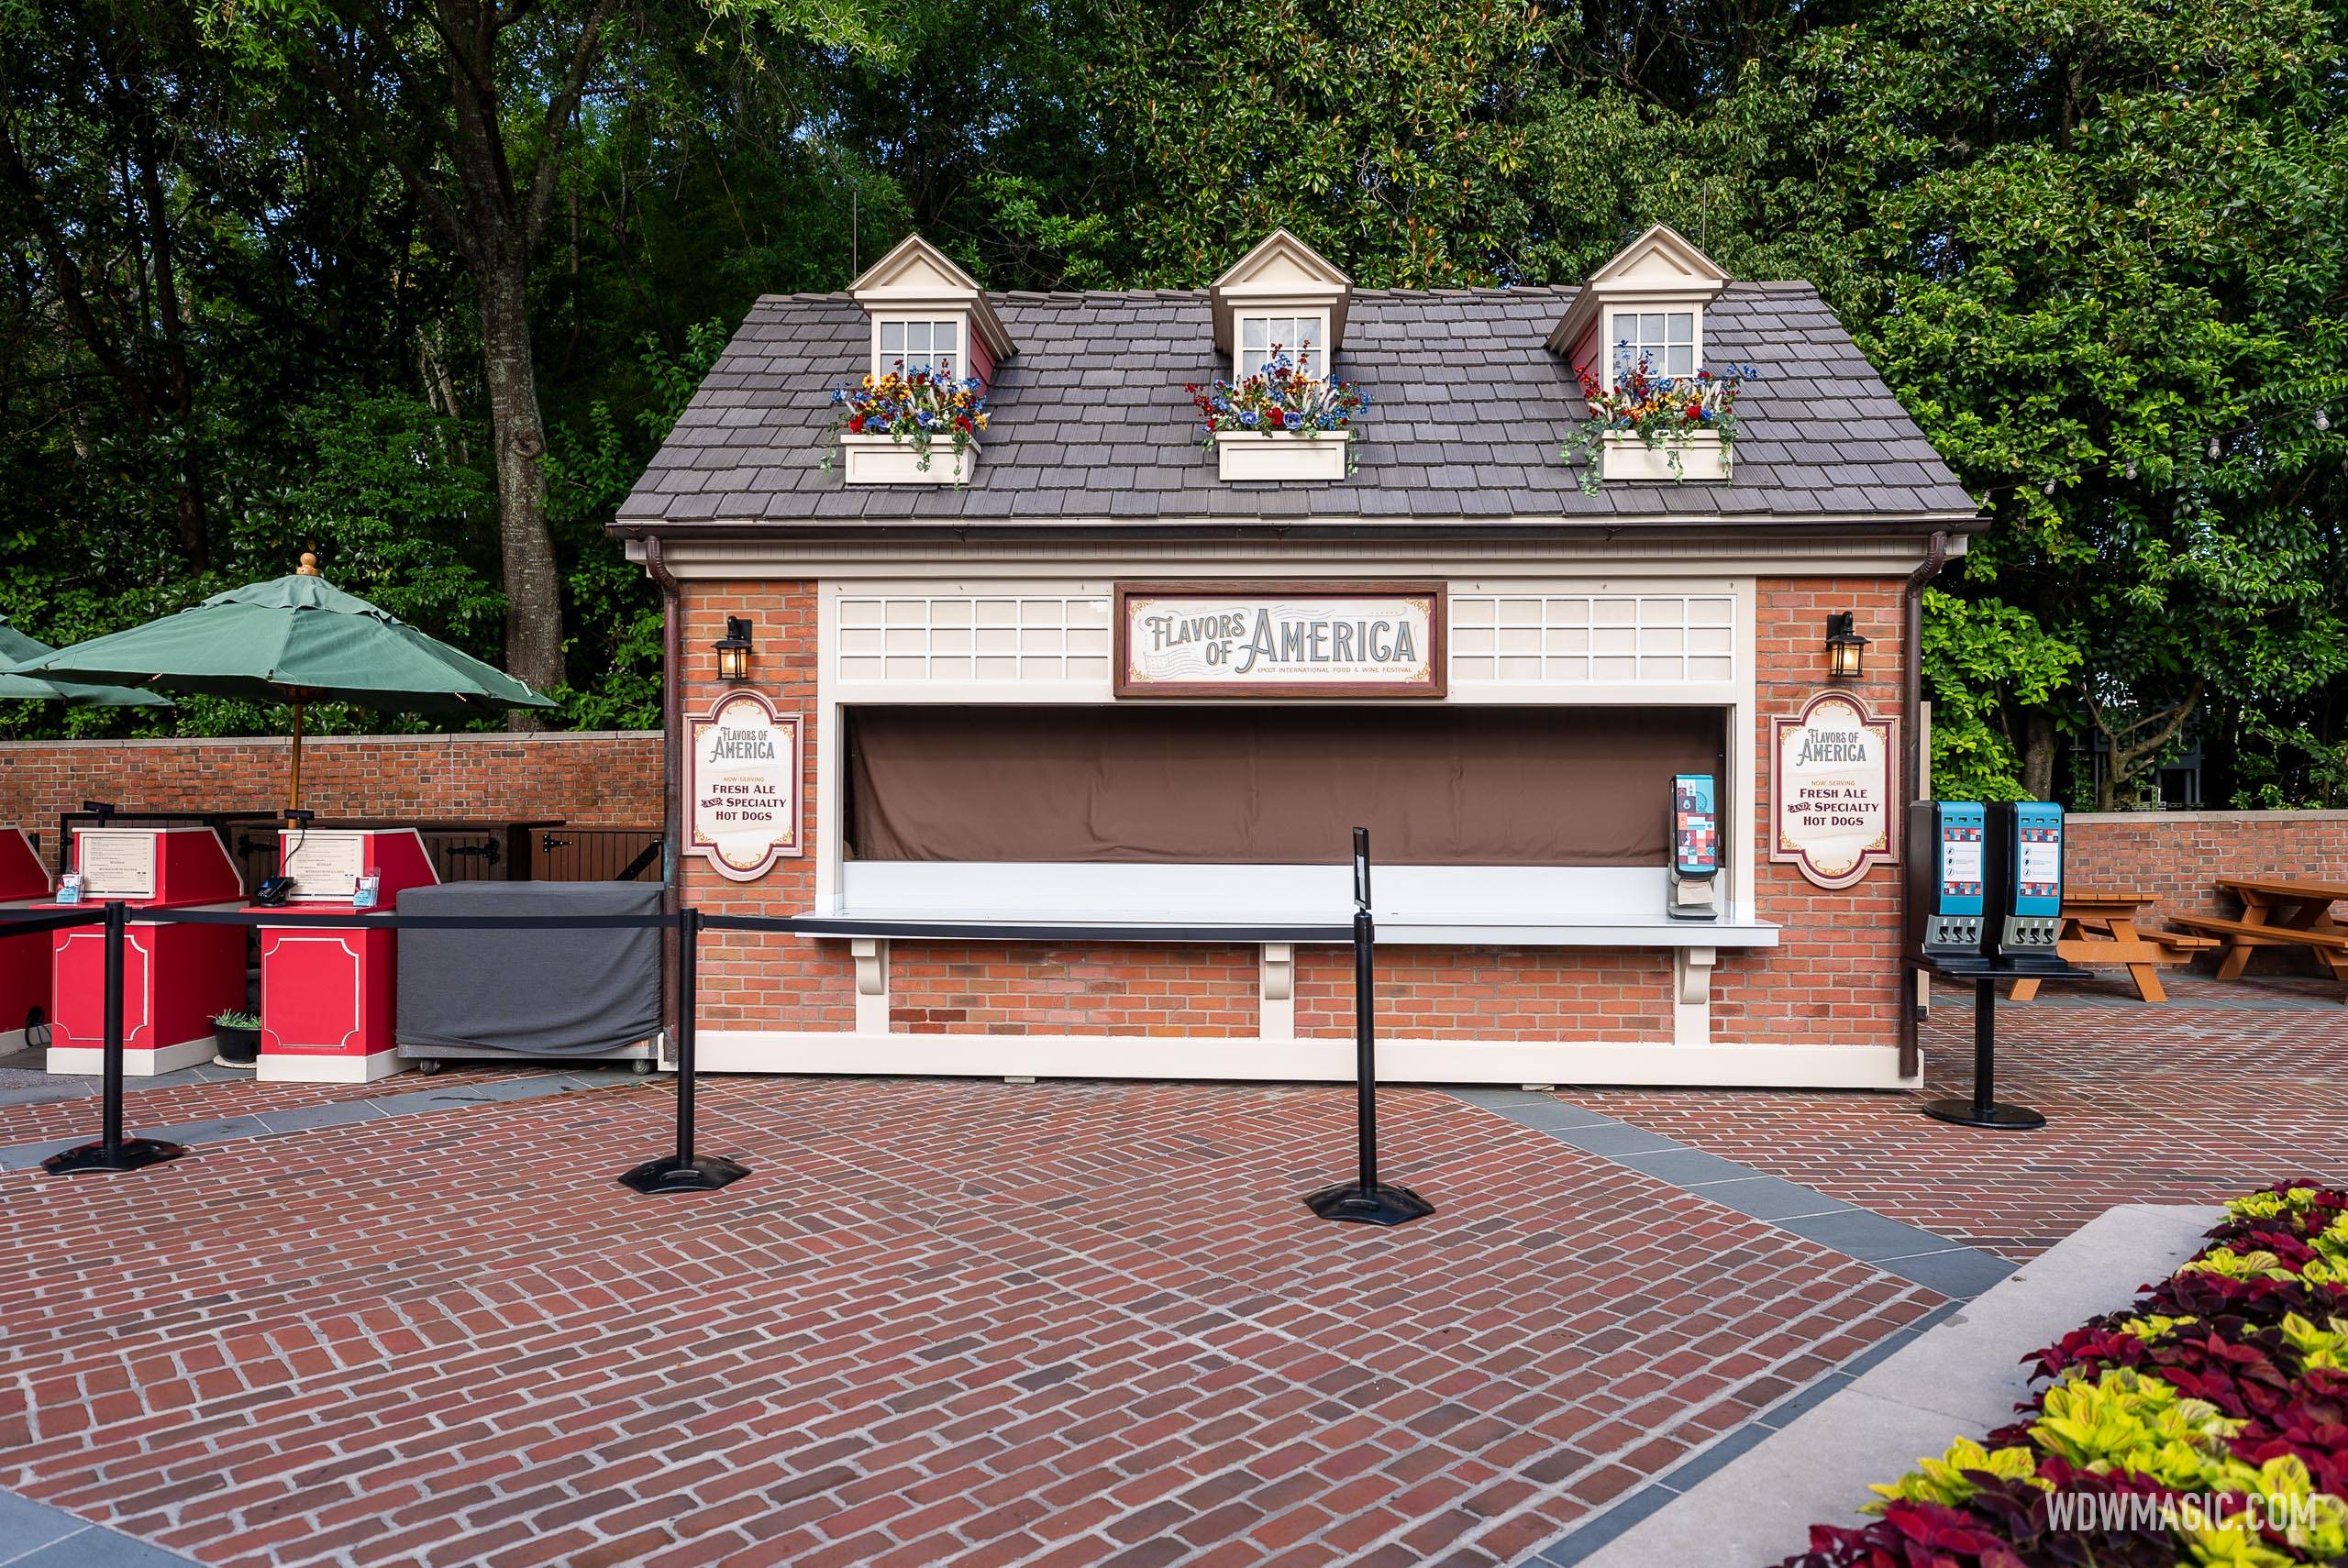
[395,881,661,1056]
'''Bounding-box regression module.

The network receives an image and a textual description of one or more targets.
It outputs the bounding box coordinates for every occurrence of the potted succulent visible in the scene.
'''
[825,363,989,484]
[1191,350,1369,480]
[212,1009,260,1066]
[1562,352,1756,489]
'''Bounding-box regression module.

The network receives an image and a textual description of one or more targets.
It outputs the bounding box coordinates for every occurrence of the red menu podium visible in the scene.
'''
[0,828,55,1051]
[259,828,437,1082]
[45,826,246,1076]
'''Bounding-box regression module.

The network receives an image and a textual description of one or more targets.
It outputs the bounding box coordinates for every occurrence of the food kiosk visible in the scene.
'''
[44,825,245,1076]
[608,225,1985,1088]
[257,826,437,1082]
[0,827,55,1050]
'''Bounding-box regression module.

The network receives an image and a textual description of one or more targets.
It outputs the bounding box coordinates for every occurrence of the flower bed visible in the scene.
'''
[1562,353,1755,489]
[1189,351,1368,479]
[825,365,989,483]
[1783,1182,2348,1568]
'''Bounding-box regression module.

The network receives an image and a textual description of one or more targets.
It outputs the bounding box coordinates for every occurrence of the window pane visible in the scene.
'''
[1639,313,1667,345]
[880,322,903,352]
[1666,344,1694,376]
[1242,317,1268,349]
[1667,313,1694,346]
[905,321,932,354]
[936,352,958,377]
[936,321,959,354]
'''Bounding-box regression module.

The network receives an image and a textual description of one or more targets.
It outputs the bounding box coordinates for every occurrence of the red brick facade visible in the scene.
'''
[678,581,857,1031]
[670,569,1925,1069]
[0,730,660,832]
[1724,578,1909,1047]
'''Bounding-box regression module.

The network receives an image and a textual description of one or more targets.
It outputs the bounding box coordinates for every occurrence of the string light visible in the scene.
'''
[2208,436,2223,460]
[2319,409,2332,433]
[2042,477,2057,495]
[2124,460,2138,480]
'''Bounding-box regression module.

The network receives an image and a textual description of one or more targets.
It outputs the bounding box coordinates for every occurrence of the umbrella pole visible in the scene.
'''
[289,701,303,812]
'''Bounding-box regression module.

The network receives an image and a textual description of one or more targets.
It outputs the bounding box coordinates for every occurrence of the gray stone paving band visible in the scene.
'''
[0,1487,196,1566]
[0,1068,639,1172]
[1453,1088,2018,1568]
[1454,1088,2017,1298]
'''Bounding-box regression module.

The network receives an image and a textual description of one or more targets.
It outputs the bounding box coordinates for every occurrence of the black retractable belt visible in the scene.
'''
[41,901,188,1176]
[1304,829,1434,1227]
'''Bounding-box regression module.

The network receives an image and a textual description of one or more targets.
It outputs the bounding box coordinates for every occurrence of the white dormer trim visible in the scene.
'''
[850,234,1017,374]
[1546,224,1730,389]
[1209,230,1353,374]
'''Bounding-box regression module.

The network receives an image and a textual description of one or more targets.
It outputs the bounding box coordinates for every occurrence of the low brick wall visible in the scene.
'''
[2064,810,2348,928]
[0,731,664,835]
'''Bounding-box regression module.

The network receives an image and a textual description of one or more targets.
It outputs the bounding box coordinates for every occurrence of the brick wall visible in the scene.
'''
[0,731,662,833]
[2064,811,2348,929]
[890,944,1257,1035]
[679,580,858,1031]
[1296,947,1672,1041]
[1721,578,1909,1046]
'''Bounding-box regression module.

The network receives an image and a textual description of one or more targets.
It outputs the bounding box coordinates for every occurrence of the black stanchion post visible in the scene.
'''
[42,901,186,1176]
[1305,829,1434,1226]
[620,905,749,1193]
[1920,974,2044,1130]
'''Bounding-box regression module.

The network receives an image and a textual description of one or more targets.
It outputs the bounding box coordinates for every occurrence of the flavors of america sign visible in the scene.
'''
[687,689,803,879]
[1113,582,1446,697]
[1771,691,1899,889]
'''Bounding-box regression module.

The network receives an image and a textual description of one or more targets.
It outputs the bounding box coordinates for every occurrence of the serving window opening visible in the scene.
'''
[838,705,1737,936]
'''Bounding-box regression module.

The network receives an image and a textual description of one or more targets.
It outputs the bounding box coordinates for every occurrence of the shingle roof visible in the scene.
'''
[615,282,1978,527]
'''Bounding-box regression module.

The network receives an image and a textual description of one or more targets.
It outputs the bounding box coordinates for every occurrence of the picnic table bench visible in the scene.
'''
[2006,890,2218,1003]
[2168,877,2348,1002]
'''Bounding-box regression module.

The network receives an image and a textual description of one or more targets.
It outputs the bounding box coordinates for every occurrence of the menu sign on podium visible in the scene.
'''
[44,826,245,1077]
[258,828,437,1083]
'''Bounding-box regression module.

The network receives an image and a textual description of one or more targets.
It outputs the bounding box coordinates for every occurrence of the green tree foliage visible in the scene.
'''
[1,0,2341,815]
[1715,0,2348,804]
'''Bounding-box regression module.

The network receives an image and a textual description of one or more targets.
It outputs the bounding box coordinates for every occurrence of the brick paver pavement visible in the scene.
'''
[0,1063,537,1150]
[2,1076,1938,1568]
[1573,974,2348,1261]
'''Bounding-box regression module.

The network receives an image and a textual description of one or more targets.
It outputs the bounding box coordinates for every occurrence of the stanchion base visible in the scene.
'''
[40,1137,187,1176]
[1920,1098,2046,1131]
[1304,1181,1435,1226]
[617,1154,749,1195]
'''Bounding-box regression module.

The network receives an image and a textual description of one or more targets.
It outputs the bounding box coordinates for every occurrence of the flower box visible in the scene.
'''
[1600,429,1730,482]
[1213,430,1350,482]
[838,433,981,486]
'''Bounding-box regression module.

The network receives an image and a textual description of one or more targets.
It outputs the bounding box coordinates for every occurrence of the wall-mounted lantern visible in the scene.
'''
[1825,612,1868,681]
[714,616,754,683]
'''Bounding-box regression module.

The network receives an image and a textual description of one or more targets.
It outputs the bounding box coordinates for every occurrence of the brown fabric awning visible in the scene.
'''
[847,705,1724,866]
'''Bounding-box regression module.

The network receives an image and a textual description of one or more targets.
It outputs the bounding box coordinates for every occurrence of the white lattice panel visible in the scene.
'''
[1449,594,1735,684]
[836,593,1113,683]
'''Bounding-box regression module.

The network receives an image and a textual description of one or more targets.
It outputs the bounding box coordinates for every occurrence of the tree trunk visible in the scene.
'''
[2020,706,2059,802]
[477,262,566,724]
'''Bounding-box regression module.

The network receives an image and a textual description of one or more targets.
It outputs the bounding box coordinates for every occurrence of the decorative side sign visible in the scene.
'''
[687,690,803,880]
[1114,581,1446,698]
[1771,691,1899,889]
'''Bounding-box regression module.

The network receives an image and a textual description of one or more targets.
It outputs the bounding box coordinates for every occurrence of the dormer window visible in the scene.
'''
[877,317,961,379]
[849,233,1016,390]
[1237,315,1324,380]
[1547,224,1728,393]
[1611,310,1696,381]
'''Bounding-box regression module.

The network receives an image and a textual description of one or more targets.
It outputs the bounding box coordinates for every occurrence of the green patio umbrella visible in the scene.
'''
[9,553,555,807]
[0,615,173,709]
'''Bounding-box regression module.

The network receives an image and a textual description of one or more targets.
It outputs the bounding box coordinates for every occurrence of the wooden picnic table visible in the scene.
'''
[2168,877,2348,1002]
[2007,889,2218,1003]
